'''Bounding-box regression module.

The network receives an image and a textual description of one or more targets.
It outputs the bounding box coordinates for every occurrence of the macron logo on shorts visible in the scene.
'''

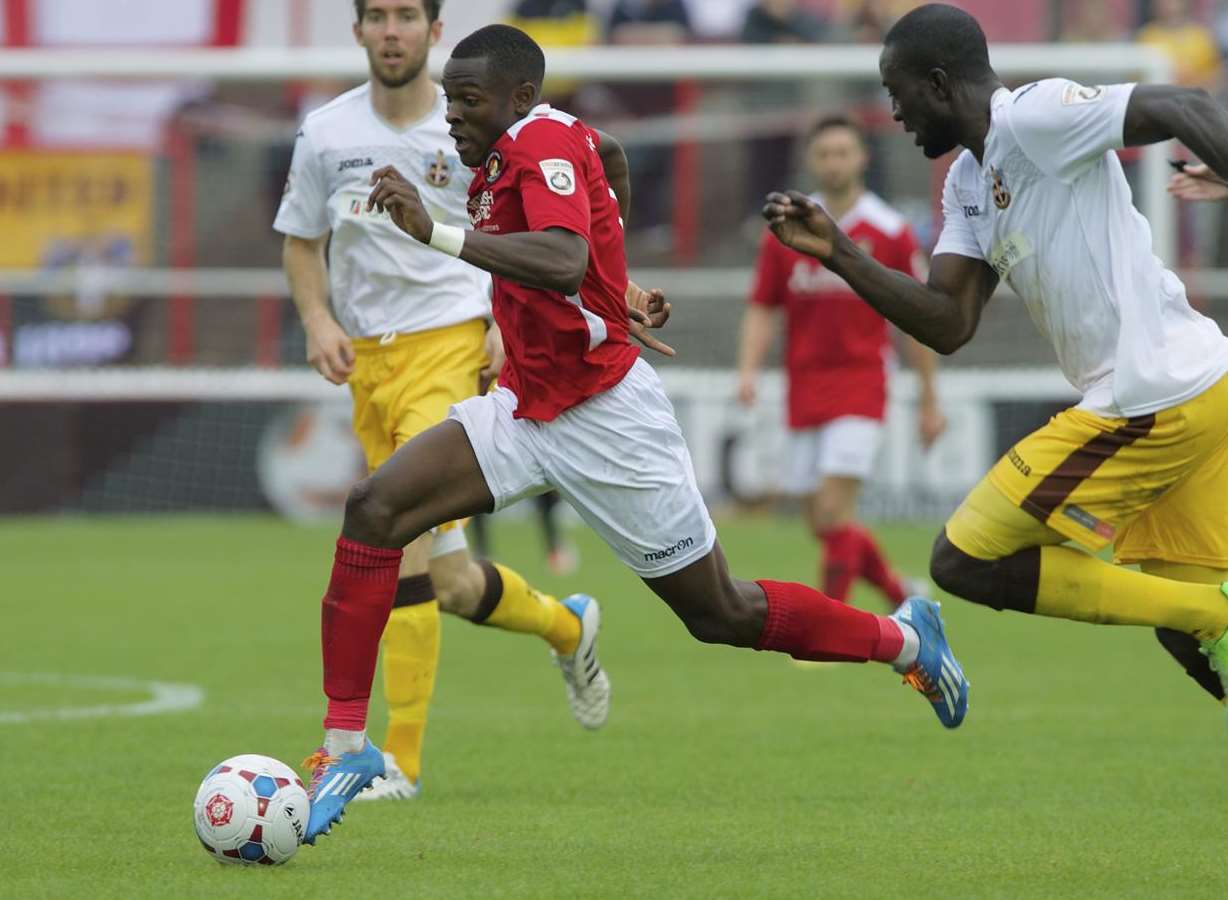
[644,537,695,563]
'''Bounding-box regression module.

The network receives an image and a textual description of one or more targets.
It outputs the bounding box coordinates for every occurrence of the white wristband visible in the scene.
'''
[428,222,466,258]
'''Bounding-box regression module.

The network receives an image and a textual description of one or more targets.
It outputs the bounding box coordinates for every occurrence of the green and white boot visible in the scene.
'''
[1198,584,1228,718]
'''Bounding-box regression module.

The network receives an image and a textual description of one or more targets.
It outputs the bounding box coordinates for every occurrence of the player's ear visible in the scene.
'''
[428,16,442,47]
[511,81,539,116]
[928,67,950,100]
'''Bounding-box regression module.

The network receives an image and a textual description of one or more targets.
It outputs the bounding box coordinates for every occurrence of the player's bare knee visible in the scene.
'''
[930,532,1038,613]
[810,503,842,536]
[431,564,484,618]
[343,477,398,545]
[929,532,986,601]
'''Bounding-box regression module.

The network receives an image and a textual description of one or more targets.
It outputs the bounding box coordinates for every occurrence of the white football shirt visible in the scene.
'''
[934,78,1228,417]
[274,83,490,339]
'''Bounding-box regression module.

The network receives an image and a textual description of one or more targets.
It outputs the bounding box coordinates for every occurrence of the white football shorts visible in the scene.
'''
[782,415,884,494]
[448,357,716,578]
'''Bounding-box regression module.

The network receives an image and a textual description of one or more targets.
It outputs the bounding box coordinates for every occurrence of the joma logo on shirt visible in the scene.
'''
[338,157,374,172]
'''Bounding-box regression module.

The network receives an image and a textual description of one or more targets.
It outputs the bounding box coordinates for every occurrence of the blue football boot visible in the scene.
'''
[890,596,969,729]
[301,739,385,844]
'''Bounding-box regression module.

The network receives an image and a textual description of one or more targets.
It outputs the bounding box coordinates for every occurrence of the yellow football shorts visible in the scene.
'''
[946,372,1228,567]
[348,318,489,547]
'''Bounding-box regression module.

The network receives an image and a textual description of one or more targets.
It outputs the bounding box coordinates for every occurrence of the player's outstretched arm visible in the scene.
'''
[594,131,676,355]
[368,165,589,295]
[594,129,631,224]
[1124,85,1228,184]
[763,191,998,354]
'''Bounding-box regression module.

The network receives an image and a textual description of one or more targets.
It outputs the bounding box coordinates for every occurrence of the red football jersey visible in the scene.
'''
[467,104,639,422]
[750,192,922,429]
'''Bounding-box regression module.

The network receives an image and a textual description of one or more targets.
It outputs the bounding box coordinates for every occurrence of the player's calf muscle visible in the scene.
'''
[647,561,767,647]
[930,532,1039,613]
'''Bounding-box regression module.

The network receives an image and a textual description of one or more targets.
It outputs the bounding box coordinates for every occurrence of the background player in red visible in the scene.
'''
[737,115,946,607]
[300,24,970,844]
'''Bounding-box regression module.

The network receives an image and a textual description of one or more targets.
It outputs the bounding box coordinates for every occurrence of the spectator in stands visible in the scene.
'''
[604,0,695,246]
[607,0,692,44]
[842,0,901,44]
[741,0,827,42]
[1137,0,1223,89]
[740,1,829,216]
[1060,0,1129,42]
[507,0,599,48]
[506,0,600,109]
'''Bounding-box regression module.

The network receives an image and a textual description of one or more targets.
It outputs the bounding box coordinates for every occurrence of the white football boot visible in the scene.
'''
[551,594,610,730]
[353,751,419,802]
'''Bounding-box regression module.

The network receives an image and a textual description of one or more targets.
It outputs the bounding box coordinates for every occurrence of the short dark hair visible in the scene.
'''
[354,0,442,23]
[807,114,866,145]
[883,3,993,82]
[451,24,546,91]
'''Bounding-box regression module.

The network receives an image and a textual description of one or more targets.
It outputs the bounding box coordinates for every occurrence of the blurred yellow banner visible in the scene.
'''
[0,151,153,268]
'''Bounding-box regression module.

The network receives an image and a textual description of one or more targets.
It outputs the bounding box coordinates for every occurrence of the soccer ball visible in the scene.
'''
[193,754,309,865]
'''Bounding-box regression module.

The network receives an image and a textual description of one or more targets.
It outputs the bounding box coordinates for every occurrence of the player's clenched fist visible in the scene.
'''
[626,279,675,357]
[367,165,434,242]
[762,190,839,261]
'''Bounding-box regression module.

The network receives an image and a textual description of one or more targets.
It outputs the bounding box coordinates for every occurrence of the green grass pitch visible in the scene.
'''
[2,514,1225,899]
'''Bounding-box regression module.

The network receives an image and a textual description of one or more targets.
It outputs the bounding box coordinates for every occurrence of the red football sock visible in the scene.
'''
[818,526,861,602]
[850,523,908,606]
[754,579,903,663]
[321,537,403,731]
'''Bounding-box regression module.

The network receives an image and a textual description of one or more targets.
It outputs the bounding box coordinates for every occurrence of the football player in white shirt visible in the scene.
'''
[765,2,1228,720]
[276,0,610,803]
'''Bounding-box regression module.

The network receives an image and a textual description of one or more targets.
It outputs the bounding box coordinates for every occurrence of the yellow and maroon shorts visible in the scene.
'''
[947,373,1228,567]
[348,318,488,550]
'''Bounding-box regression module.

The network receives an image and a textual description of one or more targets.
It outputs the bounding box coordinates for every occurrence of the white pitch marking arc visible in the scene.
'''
[0,672,205,724]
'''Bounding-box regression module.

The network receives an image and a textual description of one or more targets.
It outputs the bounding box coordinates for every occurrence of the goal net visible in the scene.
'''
[0,42,1194,518]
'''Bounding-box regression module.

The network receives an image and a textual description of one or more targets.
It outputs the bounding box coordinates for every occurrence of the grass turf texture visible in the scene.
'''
[1,514,1225,899]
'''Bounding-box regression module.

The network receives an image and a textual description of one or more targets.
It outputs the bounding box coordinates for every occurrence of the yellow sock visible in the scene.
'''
[484,562,581,655]
[1139,560,1228,587]
[380,600,440,784]
[1035,546,1228,641]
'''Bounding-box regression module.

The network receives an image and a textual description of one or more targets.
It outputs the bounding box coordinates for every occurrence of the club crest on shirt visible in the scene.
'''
[990,165,1012,210]
[426,150,451,187]
[1061,83,1106,105]
[539,158,576,196]
[484,150,504,184]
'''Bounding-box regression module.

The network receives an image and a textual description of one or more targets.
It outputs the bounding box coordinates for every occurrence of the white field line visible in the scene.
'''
[0,672,205,724]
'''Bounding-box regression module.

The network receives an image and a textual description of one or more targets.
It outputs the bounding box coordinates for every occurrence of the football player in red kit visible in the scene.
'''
[298,24,971,844]
[738,115,946,607]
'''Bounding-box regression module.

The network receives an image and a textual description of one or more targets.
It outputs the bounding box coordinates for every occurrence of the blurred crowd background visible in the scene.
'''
[2,0,1226,371]
[1,0,1226,517]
